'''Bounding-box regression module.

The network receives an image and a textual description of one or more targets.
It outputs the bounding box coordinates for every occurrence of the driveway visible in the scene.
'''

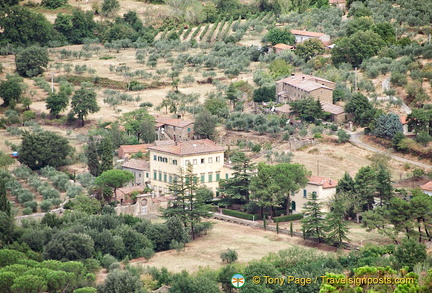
[349,132,431,169]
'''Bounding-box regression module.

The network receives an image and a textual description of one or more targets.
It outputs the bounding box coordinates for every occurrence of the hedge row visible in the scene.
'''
[222,209,261,220]
[274,213,303,223]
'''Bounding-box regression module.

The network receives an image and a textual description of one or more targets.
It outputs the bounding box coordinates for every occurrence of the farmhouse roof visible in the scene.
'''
[155,116,194,128]
[277,74,334,92]
[420,181,432,192]
[321,103,345,115]
[148,139,224,156]
[118,144,153,154]
[115,186,145,196]
[291,30,326,37]
[122,159,150,171]
[273,43,294,50]
[308,175,338,189]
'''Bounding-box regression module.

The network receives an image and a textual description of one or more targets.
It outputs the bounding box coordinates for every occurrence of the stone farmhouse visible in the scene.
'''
[121,159,150,187]
[155,116,194,141]
[276,73,336,104]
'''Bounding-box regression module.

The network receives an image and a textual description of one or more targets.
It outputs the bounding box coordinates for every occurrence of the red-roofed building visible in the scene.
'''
[155,116,194,141]
[321,103,348,123]
[276,73,336,104]
[118,144,153,159]
[273,43,295,54]
[420,181,432,196]
[293,175,338,213]
[148,139,226,195]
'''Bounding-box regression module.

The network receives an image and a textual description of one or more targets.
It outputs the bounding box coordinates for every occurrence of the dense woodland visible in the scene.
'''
[1,0,432,292]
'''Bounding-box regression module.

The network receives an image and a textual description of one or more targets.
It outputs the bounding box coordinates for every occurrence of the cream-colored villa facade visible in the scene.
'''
[147,139,226,195]
[292,175,338,213]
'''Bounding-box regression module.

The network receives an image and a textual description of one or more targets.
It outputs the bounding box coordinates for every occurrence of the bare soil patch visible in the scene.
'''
[128,220,335,274]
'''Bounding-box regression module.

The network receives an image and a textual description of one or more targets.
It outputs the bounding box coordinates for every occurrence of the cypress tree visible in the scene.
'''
[99,137,113,174]
[326,201,350,247]
[0,179,11,217]
[86,136,100,177]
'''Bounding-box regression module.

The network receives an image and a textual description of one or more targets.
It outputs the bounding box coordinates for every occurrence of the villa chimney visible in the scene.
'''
[302,76,305,81]
[329,179,332,185]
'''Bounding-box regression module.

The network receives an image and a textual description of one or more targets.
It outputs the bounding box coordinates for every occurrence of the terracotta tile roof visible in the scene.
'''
[421,181,432,191]
[309,175,338,189]
[273,43,294,50]
[275,104,292,113]
[105,124,126,131]
[122,159,150,171]
[155,140,176,146]
[148,139,224,156]
[400,115,408,125]
[321,103,345,115]
[155,116,194,128]
[291,30,326,38]
[118,144,153,154]
[329,0,345,4]
[277,74,335,93]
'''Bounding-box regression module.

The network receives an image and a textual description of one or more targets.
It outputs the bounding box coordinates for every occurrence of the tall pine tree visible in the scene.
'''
[376,166,393,206]
[0,179,11,217]
[326,201,350,247]
[86,136,100,177]
[301,192,326,243]
[162,164,211,240]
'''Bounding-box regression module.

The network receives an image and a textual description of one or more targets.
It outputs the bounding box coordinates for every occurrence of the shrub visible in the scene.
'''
[40,200,52,212]
[13,166,32,180]
[108,262,121,272]
[51,198,63,207]
[41,0,67,9]
[40,187,61,200]
[22,207,33,215]
[17,189,34,203]
[51,173,70,191]
[24,201,38,212]
[337,129,351,143]
[274,213,303,223]
[220,248,238,263]
[141,247,155,260]
[66,185,84,198]
[101,254,117,269]
[222,209,261,220]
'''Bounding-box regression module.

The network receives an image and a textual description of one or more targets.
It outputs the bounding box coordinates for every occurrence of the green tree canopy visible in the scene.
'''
[46,91,69,118]
[95,170,134,201]
[344,92,376,126]
[120,108,155,143]
[71,86,100,126]
[295,38,325,61]
[15,46,49,77]
[193,110,217,139]
[0,79,22,107]
[44,231,95,261]
[374,113,403,139]
[290,97,324,123]
[302,192,326,243]
[263,28,295,46]
[0,6,63,46]
[331,30,386,67]
[18,130,73,170]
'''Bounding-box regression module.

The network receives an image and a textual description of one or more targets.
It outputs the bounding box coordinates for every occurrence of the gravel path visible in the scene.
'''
[349,132,431,169]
